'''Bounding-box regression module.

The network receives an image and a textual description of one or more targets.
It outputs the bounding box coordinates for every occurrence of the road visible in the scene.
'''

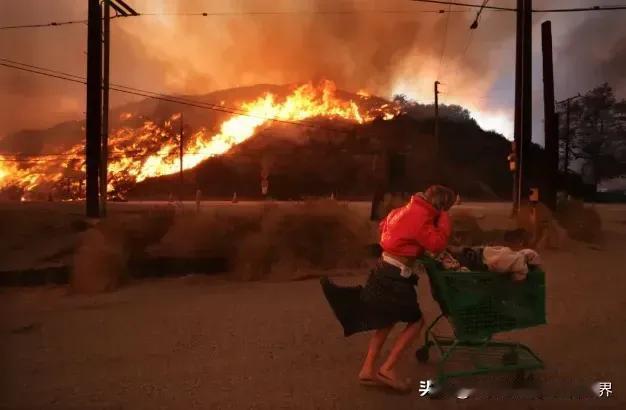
[1,202,625,409]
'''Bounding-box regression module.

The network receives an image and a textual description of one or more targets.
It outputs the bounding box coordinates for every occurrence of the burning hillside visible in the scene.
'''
[0,81,400,200]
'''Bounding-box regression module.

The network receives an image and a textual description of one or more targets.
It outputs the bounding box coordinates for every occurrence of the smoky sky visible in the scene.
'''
[554,8,626,96]
[0,0,625,142]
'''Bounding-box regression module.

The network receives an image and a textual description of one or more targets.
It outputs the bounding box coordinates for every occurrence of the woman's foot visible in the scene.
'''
[358,368,379,386]
[376,368,411,393]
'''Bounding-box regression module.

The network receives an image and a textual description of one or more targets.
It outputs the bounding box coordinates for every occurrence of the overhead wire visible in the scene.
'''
[2,3,626,31]
[0,8,472,30]
[137,9,470,16]
[444,0,486,92]
[0,151,243,162]
[436,1,453,81]
[410,0,626,12]
[0,19,88,30]
[0,57,380,162]
[0,59,356,134]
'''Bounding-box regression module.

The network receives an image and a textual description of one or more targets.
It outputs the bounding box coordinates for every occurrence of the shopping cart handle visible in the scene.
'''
[416,256,438,272]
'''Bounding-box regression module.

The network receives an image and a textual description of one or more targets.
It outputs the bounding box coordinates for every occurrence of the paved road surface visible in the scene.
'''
[1,203,625,409]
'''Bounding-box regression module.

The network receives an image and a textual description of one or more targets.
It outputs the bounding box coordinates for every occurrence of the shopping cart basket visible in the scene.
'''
[415,256,546,394]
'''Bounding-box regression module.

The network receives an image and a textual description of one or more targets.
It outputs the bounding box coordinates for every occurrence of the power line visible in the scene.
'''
[534,4,626,12]
[447,29,475,86]
[138,10,470,16]
[0,151,251,162]
[411,0,513,11]
[2,3,626,31]
[446,0,486,87]
[410,0,626,12]
[0,9,472,30]
[438,0,487,84]
[470,0,489,28]
[0,62,86,85]
[0,15,130,31]
[0,59,358,133]
[437,2,453,81]
[0,19,88,30]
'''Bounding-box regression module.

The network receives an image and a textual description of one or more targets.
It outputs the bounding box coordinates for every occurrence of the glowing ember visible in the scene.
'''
[0,81,400,200]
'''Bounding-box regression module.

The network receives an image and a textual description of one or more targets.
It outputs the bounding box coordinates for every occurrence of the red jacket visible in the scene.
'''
[379,195,452,257]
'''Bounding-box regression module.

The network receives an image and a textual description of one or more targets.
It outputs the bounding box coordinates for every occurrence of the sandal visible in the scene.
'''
[358,377,382,387]
[376,371,411,393]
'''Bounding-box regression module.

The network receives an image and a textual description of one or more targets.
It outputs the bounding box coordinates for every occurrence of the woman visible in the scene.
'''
[321,185,456,392]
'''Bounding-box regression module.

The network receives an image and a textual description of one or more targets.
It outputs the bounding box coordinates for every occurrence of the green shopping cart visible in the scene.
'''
[415,256,546,395]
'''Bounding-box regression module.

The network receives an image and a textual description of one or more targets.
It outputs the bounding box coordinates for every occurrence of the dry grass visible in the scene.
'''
[0,205,87,270]
[71,210,175,293]
[151,208,263,259]
[233,200,371,280]
[515,200,604,248]
[154,200,371,281]
[72,220,129,294]
[555,199,603,244]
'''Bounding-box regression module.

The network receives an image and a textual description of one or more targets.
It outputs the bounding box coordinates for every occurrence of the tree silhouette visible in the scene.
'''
[568,83,626,193]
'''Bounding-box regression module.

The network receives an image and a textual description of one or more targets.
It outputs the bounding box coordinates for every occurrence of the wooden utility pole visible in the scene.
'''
[513,0,532,214]
[556,94,581,179]
[95,1,138,212]
[86,0,102,218]
[513,0,522,214]
[541,20,558,211]
[100,0,111,216]
[179,113,184,202]
[434,80,440,161]
[564,99,571,173]
[521,0,533,203]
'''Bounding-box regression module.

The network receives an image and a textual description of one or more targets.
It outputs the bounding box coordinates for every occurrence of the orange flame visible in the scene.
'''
[1,81,400,200]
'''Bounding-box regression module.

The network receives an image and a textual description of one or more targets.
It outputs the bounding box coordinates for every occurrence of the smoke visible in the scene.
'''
[554,9,626,97]
[0,0,624,141]
[112,0,503,96]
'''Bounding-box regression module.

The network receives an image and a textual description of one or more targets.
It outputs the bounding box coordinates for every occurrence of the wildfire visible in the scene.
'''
[0,80,400,200]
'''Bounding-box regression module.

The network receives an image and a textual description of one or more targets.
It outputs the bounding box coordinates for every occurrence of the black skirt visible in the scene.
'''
[320,261,422,337]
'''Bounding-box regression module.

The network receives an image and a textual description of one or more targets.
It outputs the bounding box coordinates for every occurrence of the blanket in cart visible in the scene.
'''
[429,246,542,281]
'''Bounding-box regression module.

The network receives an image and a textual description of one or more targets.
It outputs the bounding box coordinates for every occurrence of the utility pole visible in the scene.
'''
[96,0,138,213]
[179,113,184,202]
[553,92,582,203]
[513,0,523,214]
[100,0,111,216]
[541,20,558,211]
[512,0,532,215]
[564,98,571,173]
[86,0,102,218]
[434,80,440,162]
[521,0,532,206]
[557,94,580,174]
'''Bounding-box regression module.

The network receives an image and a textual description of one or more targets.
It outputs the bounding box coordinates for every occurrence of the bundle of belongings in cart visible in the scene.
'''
[421,245,542,281]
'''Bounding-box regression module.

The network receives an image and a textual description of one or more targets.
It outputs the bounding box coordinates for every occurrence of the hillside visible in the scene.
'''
[0,83,527,200]
[0,84,390,156]
[129,113,526,200]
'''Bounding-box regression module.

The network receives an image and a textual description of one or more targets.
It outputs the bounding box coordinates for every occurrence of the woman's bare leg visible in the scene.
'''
[358,326,393,380]
[378,318,425,384]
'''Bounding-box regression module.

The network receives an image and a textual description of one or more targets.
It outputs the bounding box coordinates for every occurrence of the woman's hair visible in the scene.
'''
[424,185,456,211]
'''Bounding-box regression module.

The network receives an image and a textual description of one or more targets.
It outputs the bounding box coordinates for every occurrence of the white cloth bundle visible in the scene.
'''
[482,246,542,281]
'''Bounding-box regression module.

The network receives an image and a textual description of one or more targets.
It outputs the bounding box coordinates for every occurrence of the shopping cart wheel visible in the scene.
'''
[415,343,431,363]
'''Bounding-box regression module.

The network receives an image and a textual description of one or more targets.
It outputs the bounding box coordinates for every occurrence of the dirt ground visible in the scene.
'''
[1,202,625,409]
